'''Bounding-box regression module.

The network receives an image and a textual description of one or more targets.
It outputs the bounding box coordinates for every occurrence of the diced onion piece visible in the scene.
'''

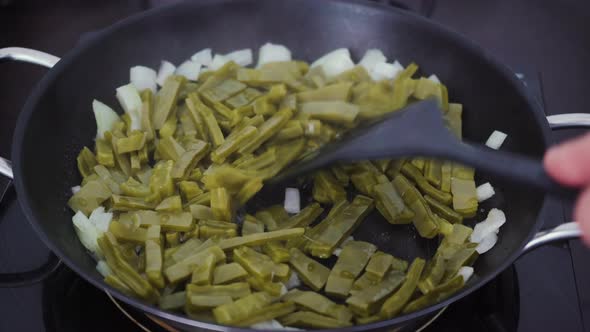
[485,130,508,149]
[280,284,288,296]
[72,211,100,254]
[458,266,474,282]
[176,60,201,81]
[130,65,157,92]
[306,122,316,135]
[476,182,495,202]
[475,232,498,254]
[470,208,506,243]
[257,42,292,67]
[358,49,387,72]
[89,206,113,233]
[310,48,355,78]
[96,260,112,277]
[92,99,120,139]
[156,60,176,86]
[209,54,230,71]
[284,188,301,214]
[333,248,343,257]
[428,74,441,83]
[225,48,253,67]
[285,271,301,289]
[341,236,354,247]
[191,48,213,67]
[73,207,111,257]
[71,185,81,194]
[369,61,403,81]
[115,83,143,131]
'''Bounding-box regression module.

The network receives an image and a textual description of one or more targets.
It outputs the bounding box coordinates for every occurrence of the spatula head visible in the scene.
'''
[270,99,458,184]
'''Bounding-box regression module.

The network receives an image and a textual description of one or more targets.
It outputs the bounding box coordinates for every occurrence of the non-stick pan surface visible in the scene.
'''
[11,0,551,330]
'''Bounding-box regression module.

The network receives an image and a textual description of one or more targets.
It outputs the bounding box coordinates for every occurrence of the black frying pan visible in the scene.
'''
[0,0,587,330]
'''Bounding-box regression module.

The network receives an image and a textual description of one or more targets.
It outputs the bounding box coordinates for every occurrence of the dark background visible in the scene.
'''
[1,0,589,331]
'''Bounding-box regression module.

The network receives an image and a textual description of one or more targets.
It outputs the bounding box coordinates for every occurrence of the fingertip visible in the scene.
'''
[544,133,590,186]
[544,146,563,176]
[573,187,590,247]
[579,222,590,247]
[544,146,580,186]
[544,146,561,167]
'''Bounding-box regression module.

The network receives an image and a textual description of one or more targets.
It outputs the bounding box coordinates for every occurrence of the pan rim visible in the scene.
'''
[11,0,551,330]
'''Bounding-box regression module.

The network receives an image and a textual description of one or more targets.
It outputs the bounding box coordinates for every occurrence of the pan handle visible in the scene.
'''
[0,47,60,67]
[521,114,590,253]
[523,222,580,253]
[0,47,59,180]
[0,157,11,179]
[0,47,62,287]
[547,113,590,129]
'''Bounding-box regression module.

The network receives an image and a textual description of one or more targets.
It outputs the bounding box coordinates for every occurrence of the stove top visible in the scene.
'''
[1,1,589,332]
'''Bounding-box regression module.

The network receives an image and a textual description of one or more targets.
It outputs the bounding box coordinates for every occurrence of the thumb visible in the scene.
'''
[544,132,590,186]
[574,187,590,247]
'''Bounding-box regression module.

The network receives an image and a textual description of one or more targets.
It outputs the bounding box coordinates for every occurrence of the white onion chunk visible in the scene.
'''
[257,42,292,67]
[284,188,301,214]
[130,65,157,92]
[156,60,176,86]
[470,208,506,244]
[191,48,213,67]
[476,182,495,202]
[485,130,508,149]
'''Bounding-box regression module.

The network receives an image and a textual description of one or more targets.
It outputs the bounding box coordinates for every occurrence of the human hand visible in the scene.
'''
[544,132,590,246]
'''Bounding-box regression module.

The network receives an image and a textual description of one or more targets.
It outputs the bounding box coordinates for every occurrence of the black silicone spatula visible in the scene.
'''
[270,100,576,199]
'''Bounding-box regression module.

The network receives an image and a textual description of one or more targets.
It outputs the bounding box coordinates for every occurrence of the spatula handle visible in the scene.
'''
[450,143,578,201]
